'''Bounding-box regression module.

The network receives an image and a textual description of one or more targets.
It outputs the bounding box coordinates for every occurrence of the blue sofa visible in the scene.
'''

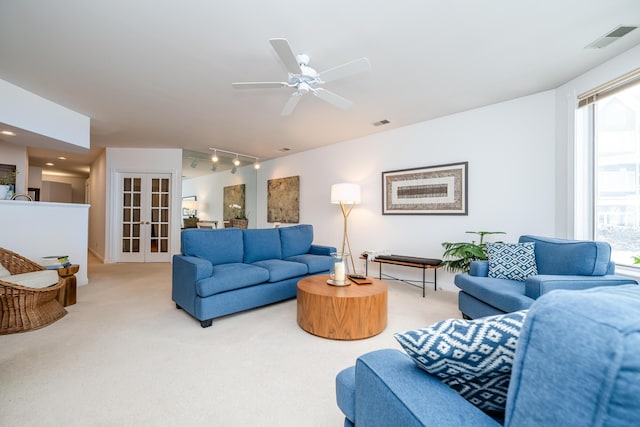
[454,235,637,319]
[335,284,640,426]
[172,224,335,327]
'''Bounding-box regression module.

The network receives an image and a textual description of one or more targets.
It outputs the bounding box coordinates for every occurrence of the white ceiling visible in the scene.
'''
[1,1,640,177]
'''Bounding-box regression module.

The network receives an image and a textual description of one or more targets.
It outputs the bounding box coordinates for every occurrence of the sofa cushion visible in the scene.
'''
[182,228,243,265]
[0,263,10,278]
[284,253,333,274]
[518,235,611,276]
[243,228,283,263]
[506,285,640,426]
[454,275,533,313]
[336,366,356,424]
[250,259,308,282]
[196,263,269,297]
[487,242,537,281]
[280,224,313,258]
[3,270,59,288]
[394,310,527,414]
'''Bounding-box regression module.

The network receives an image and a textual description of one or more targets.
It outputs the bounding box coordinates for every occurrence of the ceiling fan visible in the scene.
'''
[232,38,371,116]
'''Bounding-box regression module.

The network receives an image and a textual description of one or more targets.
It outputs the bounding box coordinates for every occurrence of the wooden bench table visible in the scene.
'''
[362,254,442,297]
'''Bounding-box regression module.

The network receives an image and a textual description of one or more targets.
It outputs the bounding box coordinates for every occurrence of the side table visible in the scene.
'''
[57,264,79,307]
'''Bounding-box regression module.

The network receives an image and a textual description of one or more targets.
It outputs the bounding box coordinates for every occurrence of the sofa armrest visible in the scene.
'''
[354,349,500,427]
[309,244,337,256]
[470,260,489,277]
[172,255,213,313]
[524,275,638,299]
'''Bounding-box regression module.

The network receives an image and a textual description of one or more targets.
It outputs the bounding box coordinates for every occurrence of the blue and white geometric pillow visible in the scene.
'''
[487,242,537,281]
[394,310,527,414]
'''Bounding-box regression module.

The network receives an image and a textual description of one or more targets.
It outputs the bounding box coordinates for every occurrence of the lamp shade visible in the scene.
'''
[182,200,198,210]
[331,183,361,204]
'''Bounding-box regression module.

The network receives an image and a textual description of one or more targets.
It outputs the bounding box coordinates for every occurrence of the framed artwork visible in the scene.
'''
[382,162,468,215]
[267,176,300,223]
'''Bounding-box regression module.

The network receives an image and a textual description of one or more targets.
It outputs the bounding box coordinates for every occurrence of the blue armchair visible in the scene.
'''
[454,235,637,319]
[336,285,640,426]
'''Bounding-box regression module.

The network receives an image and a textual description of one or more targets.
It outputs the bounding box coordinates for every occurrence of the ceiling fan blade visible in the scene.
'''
[318,57,370,83]
[313,88,353,110]
[270,38,302,74]
[281,94,301,116]
[232,82,286,89]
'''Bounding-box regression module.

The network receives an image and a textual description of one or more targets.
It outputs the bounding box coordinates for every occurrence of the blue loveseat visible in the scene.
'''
[172,224,335,327]
[336,284,640,426]
[454,235,637,319]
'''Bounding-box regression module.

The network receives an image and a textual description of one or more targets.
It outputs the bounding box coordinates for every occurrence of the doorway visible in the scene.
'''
[117,173,172,262]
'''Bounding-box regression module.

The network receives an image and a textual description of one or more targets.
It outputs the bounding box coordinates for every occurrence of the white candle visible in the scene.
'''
[334,261,346,284]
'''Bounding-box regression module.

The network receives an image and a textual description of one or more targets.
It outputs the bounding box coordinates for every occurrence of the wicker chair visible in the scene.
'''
[0,248,67,335]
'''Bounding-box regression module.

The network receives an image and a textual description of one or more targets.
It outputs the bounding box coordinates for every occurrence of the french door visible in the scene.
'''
[118,173,172,262]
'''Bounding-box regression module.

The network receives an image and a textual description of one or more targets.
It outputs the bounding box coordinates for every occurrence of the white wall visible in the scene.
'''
[88,150,107,261]
[0,200,89,285]
[182,165,258,227]
[255,91,557,291]
[28,165,42,189]
[0,79,90,150]
[103,148,182,263]
[41,181,72,203]
[555,43,640,239]
[42,175,86,203]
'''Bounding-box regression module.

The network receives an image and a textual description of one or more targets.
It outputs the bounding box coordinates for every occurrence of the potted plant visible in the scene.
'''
[0,170,17,200]
[228,204,248,229]
[441,231,506,273]
[183,213,199,228]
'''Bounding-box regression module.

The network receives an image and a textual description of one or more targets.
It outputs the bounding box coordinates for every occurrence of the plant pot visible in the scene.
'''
[0,185,10,200]
[230,219,248,229]
[183,218,198,228]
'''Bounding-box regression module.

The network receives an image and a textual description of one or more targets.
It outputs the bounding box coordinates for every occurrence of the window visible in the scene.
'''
[577,73,640,268]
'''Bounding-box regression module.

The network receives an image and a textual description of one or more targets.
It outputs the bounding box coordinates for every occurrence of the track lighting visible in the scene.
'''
[208,147,261,170]
[190,159,198,168]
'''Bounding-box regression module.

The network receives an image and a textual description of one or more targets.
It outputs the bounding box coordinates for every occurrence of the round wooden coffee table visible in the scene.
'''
[297,274,387,340]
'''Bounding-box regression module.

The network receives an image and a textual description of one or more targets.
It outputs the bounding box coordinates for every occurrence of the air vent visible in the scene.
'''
[585,25,638,49]
[373,119,390,127]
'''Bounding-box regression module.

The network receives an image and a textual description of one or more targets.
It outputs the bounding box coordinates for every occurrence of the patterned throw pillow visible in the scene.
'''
[394,310,527,414]
[487,242,537,281]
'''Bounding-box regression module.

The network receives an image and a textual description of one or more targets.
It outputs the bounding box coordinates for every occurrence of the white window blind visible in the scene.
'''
[578,67,640,107]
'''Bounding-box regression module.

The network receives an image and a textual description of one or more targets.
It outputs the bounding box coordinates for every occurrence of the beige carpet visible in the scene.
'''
[0,257,460,426]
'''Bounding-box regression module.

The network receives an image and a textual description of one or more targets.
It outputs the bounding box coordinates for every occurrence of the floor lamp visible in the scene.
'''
[330,183,361,274]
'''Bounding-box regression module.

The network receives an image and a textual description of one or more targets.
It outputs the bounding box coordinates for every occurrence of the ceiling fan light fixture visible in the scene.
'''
[231,38,371,115]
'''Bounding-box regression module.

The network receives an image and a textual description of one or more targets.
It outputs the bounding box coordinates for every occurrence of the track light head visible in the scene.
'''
[233,155,240,166]
[211,150,218,162]
[254,160,260,170]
